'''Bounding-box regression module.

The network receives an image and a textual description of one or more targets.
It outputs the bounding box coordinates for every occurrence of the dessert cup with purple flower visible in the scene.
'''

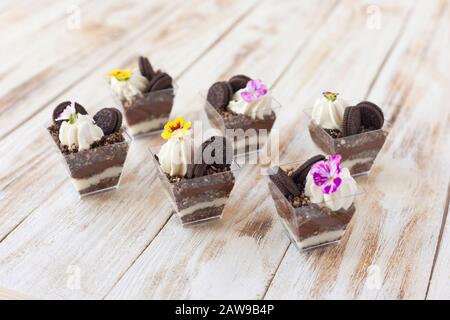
[267,154,362,251]
[47,102,130,197]
[306,92,389,175]
[203,75,280,155]
[108,56,174,137]
[150,117,239,225]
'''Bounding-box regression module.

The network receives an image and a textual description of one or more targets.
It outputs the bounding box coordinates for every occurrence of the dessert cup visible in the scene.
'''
[111,85,175,138]
[48,128,131,197]
[304,107,390,176]
[202,91,281,156]
[267,161,363,252]
[150,144,240,225]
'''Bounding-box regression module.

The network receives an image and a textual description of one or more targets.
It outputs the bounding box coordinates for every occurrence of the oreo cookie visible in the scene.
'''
[93,108,122,135]
[342,106,361,137]
[206,81,233,111]
[138,56,155,81]
[292,155,326,187]
[357,101,384,130]
[269,167,300,197]
[201,136,233,168]
[193,163,208,178]
[228,74,251,92]
[53,101,87,125]
[148,72,173,92]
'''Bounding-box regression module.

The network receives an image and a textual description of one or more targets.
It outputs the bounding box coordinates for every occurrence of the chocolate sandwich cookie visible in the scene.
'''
[53,101,87,125]
[193,163,208,178]
[269,166,300,197]
[357,101,384,130]
[228,74,251,92]
[292,155,326,187]
[201,136,233,168]
[342,106,361,137]
[94,108,122,135]
[148,72,173,92]
[138,56,155,81]
[207,81,233,111]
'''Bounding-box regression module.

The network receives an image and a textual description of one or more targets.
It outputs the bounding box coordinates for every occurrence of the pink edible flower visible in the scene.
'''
[310,154,343,194]
[240,79,268,103]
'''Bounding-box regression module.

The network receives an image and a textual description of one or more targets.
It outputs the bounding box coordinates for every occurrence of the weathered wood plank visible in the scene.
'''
[265,0,449,299]
[106,0,414,299]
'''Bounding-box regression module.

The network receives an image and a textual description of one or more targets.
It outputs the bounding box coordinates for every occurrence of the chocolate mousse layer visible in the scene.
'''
[48,125,129,195]
[309,122,387,175]
[154,153,236,225]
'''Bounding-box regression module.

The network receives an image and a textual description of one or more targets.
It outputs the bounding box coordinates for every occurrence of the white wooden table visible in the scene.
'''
[0,0,449,300]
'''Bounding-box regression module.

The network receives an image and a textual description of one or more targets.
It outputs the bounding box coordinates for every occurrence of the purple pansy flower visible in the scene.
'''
[241,79,268,103]
[310,154,342,195]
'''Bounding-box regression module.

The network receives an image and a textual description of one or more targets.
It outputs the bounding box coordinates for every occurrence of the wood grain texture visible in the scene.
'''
[107,0,416,299]
[265,0,449,299]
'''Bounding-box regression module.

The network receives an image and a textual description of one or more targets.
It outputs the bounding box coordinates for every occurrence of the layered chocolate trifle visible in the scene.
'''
[268,154,358,251]
[108,56,174,136]
[48,101,130,196]
[308,92,388,175]
[152,117,237,225]
[205,75,276,154]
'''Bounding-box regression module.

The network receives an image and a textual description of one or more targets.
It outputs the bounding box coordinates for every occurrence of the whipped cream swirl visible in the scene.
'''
[109,69,149,104]
[157,131,193,177]
[228,89,272,120]
[311,92,347,130]
[59,114,104,151]
[305,167,357,211]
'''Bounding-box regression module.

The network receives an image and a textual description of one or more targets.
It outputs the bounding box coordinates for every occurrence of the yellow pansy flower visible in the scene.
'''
[108,69,132,81]
[161,117,191,139]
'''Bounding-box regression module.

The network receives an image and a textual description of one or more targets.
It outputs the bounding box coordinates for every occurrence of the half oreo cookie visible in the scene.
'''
[148,72,173,92]
[228,74,251,92]
[269,166,300,197]
[138,56,155,81]
[207,81,233,111]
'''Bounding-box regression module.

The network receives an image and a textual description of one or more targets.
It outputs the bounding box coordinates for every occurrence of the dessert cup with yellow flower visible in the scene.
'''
[267,154,362,251]
[47,101,131,197]
[150,117,239,225]
[108,56,174,137]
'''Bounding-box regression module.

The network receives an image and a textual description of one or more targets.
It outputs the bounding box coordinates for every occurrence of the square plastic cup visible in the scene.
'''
[149,144,240,225]
[200,90,281,156]
[304,107,390,176]
[109,77,176,138]
[266,161,364,252]
[48,127,131,198]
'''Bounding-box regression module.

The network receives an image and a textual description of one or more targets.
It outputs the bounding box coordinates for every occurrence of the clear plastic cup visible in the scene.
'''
[149,144,240,225]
